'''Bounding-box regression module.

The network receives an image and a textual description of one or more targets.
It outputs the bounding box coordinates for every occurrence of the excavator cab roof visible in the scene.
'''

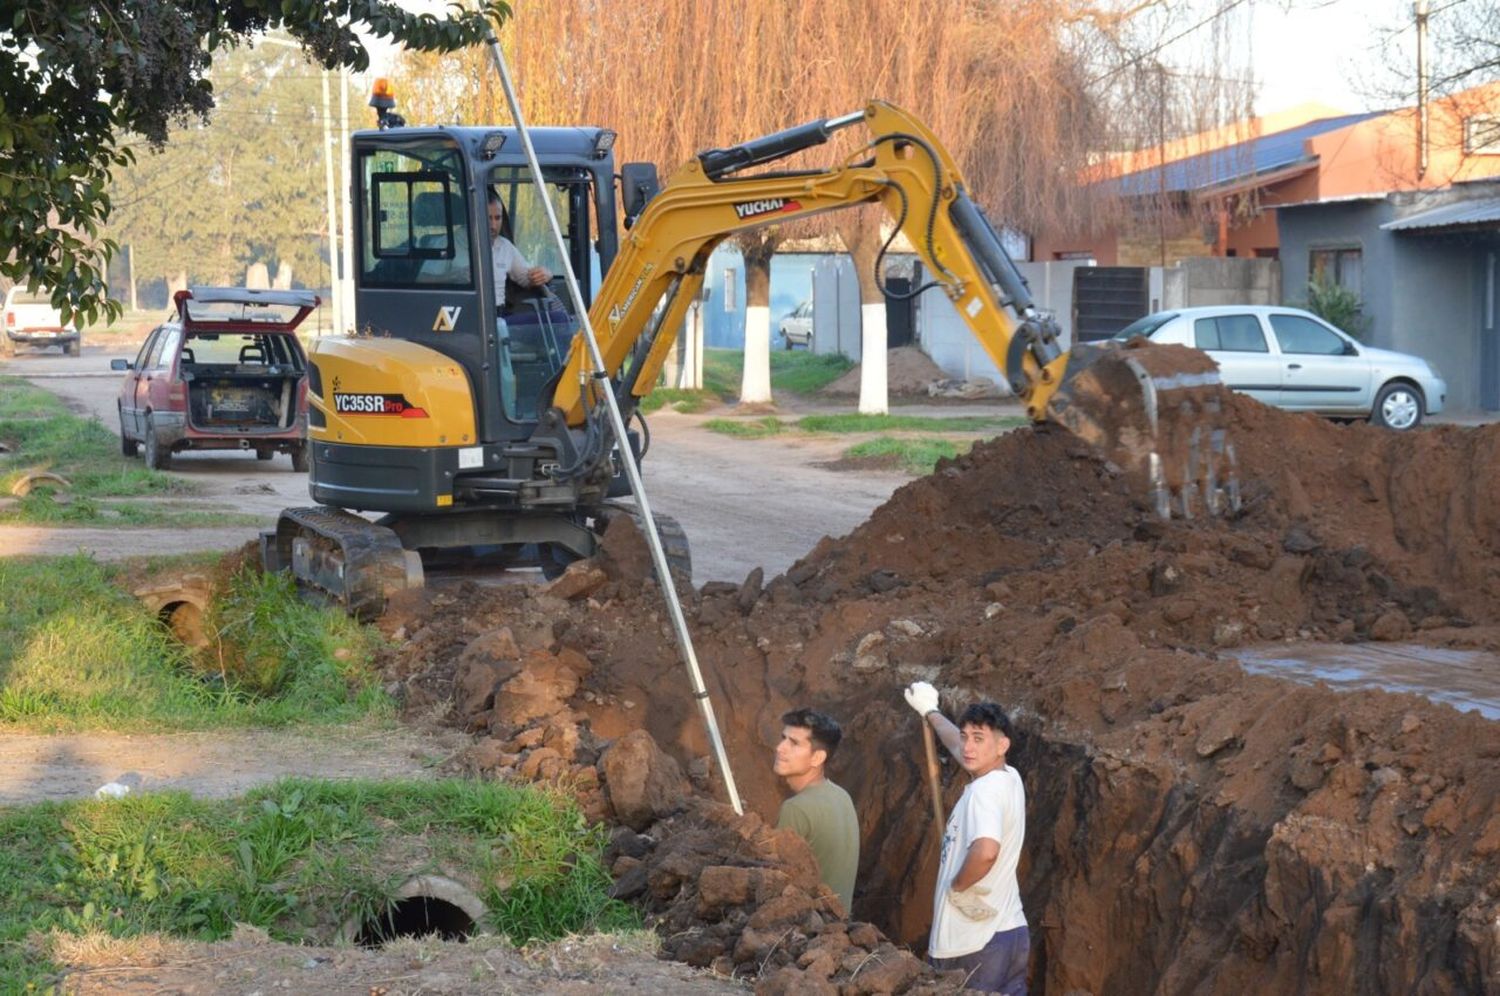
[352,125,618,173]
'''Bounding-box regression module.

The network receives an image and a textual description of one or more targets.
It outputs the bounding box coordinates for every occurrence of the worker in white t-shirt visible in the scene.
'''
[905,684,1029,994]
[487,191,551,310]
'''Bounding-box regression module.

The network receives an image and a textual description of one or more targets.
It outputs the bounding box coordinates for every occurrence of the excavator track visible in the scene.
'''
[261,506,424,620]
[598,502,693,583]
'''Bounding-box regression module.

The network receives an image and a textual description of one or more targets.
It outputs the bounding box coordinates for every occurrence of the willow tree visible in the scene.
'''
[396,0,1211,408]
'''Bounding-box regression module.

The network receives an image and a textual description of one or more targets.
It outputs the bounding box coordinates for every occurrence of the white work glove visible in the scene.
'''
[946,884,997,922]
[904,680,940,717]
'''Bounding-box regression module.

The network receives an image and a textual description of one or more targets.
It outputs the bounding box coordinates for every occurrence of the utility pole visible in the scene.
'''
[126,243,137,312]
[339,67,355,334]
[1415,0,1430,180]
[1156,62,1168,268]
[321,69,342,337]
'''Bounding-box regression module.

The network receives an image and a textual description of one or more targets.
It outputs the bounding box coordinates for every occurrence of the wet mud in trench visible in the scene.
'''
[375,390,1500,994]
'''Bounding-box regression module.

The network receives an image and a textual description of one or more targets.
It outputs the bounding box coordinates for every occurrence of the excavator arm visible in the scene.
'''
[550,100,1238,518]
[552,101,1066,425]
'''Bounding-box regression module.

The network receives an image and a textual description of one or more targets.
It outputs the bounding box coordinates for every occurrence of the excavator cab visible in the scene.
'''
[263,93,656,614]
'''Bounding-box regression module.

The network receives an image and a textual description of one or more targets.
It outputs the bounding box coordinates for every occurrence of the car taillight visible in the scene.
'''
[168,383,186,403]
[4,312,12,327]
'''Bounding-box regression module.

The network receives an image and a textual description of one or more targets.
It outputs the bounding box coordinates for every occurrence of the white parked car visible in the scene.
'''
[1113,305,1446,430]
[2,285,79,356]
[778,300,813,349]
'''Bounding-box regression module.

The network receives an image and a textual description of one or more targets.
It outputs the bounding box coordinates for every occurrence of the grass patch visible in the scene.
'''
[700,348,742,397]
[642,349,854,413]
[638,387,715,415]
[702,416,787,439]
[0,555,390,732]
[0,778,636,990]
[699,348,855,397]
[797,413,1025,434]
[841,436,971,475]
[0,376,198,526]
[769,350,854,394]
[701,412,1023,442]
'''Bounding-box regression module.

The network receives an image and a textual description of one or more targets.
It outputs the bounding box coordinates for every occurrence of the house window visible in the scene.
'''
[1464,114,1500,155]
[1310,247,1362,297]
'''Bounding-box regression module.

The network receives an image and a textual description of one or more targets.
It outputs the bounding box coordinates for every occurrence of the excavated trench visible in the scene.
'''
[373,385,1499,994]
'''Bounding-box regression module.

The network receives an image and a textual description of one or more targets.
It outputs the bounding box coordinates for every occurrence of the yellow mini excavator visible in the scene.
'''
[263,90,1236,617]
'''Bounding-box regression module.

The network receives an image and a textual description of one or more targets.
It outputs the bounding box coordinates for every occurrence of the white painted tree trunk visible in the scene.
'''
[858,302,889,415]
[741,304,772,404]
[677,302,702,389]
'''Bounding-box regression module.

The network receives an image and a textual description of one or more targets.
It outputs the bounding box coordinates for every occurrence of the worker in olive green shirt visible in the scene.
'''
[773,707,860,914]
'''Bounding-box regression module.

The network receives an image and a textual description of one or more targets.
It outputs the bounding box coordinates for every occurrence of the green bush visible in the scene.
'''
[1305,279,1368,340]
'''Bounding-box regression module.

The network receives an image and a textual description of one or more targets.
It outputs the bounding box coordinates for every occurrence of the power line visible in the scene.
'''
[1086,0,1254,88]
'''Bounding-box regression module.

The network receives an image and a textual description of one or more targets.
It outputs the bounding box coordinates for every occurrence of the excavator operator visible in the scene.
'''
[487,189,552,310]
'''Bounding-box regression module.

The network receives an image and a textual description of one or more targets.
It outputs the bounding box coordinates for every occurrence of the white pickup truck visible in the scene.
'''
[2,285,79,356]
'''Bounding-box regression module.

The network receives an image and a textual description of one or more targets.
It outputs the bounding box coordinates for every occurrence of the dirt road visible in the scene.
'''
[2,345,974,583]
[0,726,471,805]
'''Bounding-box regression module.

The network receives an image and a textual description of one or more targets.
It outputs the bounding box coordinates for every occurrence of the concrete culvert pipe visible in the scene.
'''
[133,573,213,649]
[343,875,487,948]
[158,600,207,649]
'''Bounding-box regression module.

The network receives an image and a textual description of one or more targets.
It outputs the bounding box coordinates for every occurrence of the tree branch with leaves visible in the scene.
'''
[0,0,510,323]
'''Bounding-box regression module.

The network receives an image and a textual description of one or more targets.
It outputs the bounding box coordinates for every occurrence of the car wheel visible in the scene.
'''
[1371,382,1424,431]
[290,442,310,473]
[143,416,171,470]
[117,405,139,457]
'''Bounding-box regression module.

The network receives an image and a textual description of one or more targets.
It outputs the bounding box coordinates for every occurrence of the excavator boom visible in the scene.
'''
[558,100,1237,516]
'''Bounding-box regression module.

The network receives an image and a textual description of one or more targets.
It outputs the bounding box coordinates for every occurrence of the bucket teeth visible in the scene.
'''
[1047,341,1242,520]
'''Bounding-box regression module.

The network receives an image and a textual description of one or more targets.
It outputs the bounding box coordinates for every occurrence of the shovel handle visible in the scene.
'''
[921,720,945,846]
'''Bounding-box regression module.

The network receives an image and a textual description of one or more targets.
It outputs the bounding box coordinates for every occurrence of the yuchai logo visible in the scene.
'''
[733,198,801,220]
[332,392,428,417]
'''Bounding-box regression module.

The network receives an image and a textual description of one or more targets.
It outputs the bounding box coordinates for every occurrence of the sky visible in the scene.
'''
[365,1,1433,121]
[1176,0,1429,115]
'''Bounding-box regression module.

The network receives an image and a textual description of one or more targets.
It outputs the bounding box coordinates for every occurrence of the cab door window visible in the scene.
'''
[1193,314,1268,352]
[1270,314,1351,355]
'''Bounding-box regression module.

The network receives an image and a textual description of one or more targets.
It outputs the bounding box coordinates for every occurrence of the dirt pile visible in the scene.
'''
[379,395,1500,994]
[819,347,998,399]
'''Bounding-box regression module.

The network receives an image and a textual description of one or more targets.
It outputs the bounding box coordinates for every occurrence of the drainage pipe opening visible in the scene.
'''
[354,895,476,947]
[343,875,489,949]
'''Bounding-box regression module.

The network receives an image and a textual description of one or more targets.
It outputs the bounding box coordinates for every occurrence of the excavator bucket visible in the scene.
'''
[1045,340,1241,519]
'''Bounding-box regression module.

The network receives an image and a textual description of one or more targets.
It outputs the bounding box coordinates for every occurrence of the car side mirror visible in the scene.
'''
[111,358,132,371]
[620,162,660,229]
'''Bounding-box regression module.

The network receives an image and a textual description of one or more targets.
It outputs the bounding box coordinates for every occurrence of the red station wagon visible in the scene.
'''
[113,287,319,470]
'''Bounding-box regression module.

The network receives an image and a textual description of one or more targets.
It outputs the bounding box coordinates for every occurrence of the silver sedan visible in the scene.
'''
[1113,305,1446,430]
